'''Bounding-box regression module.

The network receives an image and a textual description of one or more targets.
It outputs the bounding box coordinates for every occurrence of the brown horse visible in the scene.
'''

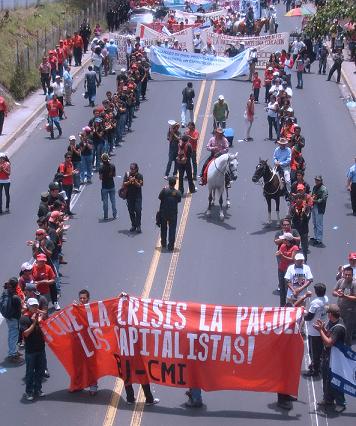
[232,18,268,36]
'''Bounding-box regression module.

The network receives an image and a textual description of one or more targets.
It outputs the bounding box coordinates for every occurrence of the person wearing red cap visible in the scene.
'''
[48,50,58,83]
[336,252,356,281]
[290,192,311,261]
[32,253,58,310]
[0,95,8,136]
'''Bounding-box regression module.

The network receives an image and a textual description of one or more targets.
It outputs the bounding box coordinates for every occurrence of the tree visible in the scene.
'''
[304,0,356,39]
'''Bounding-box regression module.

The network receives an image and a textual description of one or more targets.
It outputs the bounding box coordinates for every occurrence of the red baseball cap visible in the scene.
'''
[349,252,356,260]
[296,184,305,191]
[36,253,47,261]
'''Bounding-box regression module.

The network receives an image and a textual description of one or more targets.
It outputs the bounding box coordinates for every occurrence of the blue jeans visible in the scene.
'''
[6,318,19,357]
[181,103,194,126]
[73,161,81,189]
[81,154,92,182]
[117,113,127,141]
[52,258,61,292]
[312,205,324,242]
[165,149,178,177]
[93,141,104,169]
[297,71,303,88]
[87,85,96,104]
[94,65,102,84]
[101,187,117,219]
[126,106,134,130]
[25,351,46,395]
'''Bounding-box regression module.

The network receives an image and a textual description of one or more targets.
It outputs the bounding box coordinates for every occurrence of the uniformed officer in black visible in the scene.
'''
[158,177,182,251]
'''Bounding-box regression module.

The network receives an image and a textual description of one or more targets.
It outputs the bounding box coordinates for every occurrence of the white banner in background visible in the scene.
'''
[149,46,250,80]
[136,25,194,51]
[202,32,289,68]
[175,8,228,24]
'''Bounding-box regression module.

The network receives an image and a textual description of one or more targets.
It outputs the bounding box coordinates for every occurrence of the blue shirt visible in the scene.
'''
[63,70,72,84]
[107,44,118,57]
[273,146,291,168]
[347,164,356,183]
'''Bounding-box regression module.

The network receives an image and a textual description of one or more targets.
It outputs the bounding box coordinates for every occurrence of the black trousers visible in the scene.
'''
[0,111,5,134]
[278,269,287,307]
[253,88,260,102]
[160,214,177,249]
[40,73,51,94]
[0,182,10,211]
[141,80,148,99]
[350,182,356,214]
[178,162,195,194]
[73,47,82,66]
[308,335,323,374]
[127,197,142,228]
[62,184,73,214]
[327,63,341,83]
[300,232,309,262]
[125,383,154,402]
[265,83,271,103]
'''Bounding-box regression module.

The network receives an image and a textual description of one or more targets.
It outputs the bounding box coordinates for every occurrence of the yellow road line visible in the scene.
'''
[102,79,207,426]
[129,80,216,426]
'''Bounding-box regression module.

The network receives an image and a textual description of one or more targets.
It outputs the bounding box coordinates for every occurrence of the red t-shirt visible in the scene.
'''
[32,264,55,295]
[278,244,299,272]
[187,129,199,152]
[252,77,261,89]
[47,99,63,117]
[58,161,74,185]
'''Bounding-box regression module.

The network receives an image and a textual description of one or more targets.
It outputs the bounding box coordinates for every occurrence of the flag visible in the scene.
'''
[330,343,356,397]
[162,26,172,36]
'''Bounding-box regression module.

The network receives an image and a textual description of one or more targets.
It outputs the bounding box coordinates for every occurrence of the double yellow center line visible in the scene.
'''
[103,79,216,426]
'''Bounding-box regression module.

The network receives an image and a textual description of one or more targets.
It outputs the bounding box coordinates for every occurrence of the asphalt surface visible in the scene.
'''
[0,5,356,426]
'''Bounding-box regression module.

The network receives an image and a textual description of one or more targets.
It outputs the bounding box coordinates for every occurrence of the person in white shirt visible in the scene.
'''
[291,37,306,61]
[336,252,356,280]
[91,47,104,84]
[51,75,64,118]
[298,283,328,377]
[193,33,203,53]
[125,36,133,70]
[283,52,294,87]
[285,252,313,304]
[203,40,216,56]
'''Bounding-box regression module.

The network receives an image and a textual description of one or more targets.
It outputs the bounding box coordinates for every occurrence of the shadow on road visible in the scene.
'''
[196,211,236,231]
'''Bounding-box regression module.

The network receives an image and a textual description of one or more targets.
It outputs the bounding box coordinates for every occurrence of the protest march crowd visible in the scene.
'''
[0,0,356,418]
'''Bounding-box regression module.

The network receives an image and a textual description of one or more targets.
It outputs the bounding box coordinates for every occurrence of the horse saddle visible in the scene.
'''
[201,158,215,186]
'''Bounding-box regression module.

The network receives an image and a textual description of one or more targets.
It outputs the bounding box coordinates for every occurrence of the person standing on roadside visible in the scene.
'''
[333,266,356,346]
[84,66,99,108]
[57,153,76,216]
[327,49,344,84]
[51,76,65,119]
[0,152,11,214]
[164,121,180,179]
[67,135,81,192]
[310,176,328,247]
[176,135,196,195]
[290,191,311,261]
[123,163,143,233]
[1,277,23,363]
[314,304,346,414]
[252,71,261,103]
[244,93,255,142]
[39,56,51,96]
[99,153,117,220]
[20,298,47,401]
[107,39,119,75]
[79,19,92,53]
[346,156,356,216]
[158,176,181,251]
[63,65,74,106]
[181,82,195,128]
[264,66,274,104]
[79,128,93,184]
[73,31,84,66]
[0,95,8,136]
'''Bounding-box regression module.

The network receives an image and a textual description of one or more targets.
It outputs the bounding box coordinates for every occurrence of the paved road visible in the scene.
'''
[0,5,356,426]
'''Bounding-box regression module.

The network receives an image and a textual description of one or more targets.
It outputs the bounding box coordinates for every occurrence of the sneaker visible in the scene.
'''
[277,399,292,410]
[54,302,61,311]
[185,399,203,408]
[129,227,136,233]
[43,369,50,378]
[126,399,136,405]
[24,393,34,401]
[35,391,45,398]
[136,226,142,233]
[317,399,333,407]
[334,404,346,413]
[145,398,160,406]
[8,355,24,364]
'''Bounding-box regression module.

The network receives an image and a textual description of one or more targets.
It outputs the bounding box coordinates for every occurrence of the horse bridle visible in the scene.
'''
[254,163,279,195]
[214,156,236,178]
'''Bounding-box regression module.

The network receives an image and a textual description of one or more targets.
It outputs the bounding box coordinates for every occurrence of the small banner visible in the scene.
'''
[330,343,356,397]
[41,295,304,395]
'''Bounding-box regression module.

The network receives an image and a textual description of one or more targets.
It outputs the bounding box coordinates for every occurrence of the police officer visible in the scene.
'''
[158,177,182,251]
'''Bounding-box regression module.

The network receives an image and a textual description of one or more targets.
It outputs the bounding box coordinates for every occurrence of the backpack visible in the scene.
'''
[0,290,13,319]
[176,142,189,165]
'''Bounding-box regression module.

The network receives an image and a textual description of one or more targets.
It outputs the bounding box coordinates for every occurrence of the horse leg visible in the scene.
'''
[219,191,224,220]
[226,186,230,208]
[211,188,215,206]
[206,190,212,217]
[276,196,280,221]
[266,196,272,224]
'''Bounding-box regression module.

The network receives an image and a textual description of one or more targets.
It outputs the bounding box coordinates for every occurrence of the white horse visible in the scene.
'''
[205,153,239,220]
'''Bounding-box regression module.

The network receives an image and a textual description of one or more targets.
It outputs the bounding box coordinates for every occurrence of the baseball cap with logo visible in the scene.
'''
[27,298,39,307]
[36,253,47,262]
[295,253,305,261]
[21,262,33,272]
[348,252,356,260]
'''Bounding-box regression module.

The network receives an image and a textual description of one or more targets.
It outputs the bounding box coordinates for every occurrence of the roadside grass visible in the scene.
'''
[0,0,102,102]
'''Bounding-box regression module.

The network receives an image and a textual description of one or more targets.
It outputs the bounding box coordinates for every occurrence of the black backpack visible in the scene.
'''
[0,290,13,319]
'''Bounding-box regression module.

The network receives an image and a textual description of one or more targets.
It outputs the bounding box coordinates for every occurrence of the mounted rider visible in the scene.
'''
[199,127,229,186]
[273,138,291,198]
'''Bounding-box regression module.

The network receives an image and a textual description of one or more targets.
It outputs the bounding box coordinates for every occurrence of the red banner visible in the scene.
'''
[41,295,304,395]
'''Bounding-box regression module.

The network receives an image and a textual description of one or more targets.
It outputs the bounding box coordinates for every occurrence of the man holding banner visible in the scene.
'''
[314,304,347,413]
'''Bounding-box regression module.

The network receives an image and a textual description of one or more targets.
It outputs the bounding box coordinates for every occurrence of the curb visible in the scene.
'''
[0,54,92,154]
[341,67,356,101]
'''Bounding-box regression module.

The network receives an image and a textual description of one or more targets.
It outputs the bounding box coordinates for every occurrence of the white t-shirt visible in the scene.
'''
[285,264,313,299]
[307,296,329,336]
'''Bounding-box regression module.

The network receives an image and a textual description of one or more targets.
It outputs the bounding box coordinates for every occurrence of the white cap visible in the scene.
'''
[21,262,33,272]
[295,253,305,261]
[27,298,39,307]
[0,152,6,158]
[168,119,178,126]
[218,95,224,100]
[69,135,76,141]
